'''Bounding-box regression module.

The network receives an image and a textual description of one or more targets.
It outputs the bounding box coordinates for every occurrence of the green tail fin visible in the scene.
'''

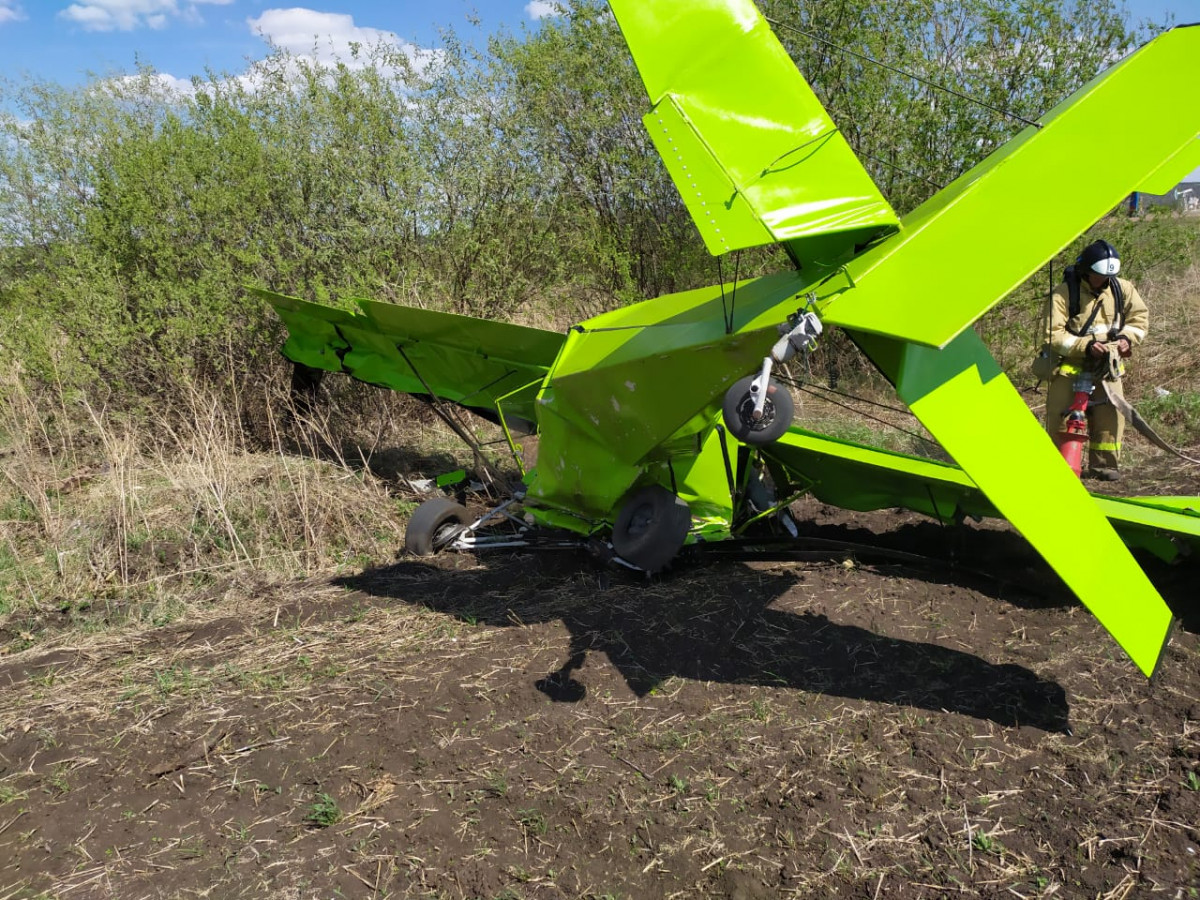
[610,0,898,259]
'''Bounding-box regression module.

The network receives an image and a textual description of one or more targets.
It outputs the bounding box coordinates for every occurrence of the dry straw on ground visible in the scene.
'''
[0,368,410,641]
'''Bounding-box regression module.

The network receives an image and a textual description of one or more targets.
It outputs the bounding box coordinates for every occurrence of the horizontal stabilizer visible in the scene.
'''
[611,0,898,258]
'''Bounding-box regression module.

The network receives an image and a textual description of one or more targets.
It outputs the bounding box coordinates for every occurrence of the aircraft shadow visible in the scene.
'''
[338,552,1070,733]
[788,514,1200,626]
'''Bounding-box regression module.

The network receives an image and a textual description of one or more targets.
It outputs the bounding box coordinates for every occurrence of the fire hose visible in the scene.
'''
[1056,345,1200,472]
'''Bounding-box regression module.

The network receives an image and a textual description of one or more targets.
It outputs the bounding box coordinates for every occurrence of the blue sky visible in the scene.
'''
[1,0,1197,178]
[2,1,1198,90]
[0,1,565,89]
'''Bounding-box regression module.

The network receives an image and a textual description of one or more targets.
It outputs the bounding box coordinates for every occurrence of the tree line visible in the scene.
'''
[0,0,1140,401]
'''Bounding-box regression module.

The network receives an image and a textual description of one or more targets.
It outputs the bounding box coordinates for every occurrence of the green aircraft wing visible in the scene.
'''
[818,24,1200,348]
[254,288,564,427]
[762,429,1200,564]
[255,287,357,374]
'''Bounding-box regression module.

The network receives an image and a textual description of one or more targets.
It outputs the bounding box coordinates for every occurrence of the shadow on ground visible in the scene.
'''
[792,507,1200,628]
[338,545,1071,733]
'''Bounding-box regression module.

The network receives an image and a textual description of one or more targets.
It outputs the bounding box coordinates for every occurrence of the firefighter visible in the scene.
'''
[1042,239,1149,481]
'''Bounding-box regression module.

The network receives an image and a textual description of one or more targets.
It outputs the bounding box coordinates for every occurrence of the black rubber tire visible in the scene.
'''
[722,374,794,445]
[611,485,691,573]
[405,498,471,556]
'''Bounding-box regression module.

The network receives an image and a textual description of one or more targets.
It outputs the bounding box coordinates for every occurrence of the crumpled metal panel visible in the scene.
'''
[540,269,812,466]
[253,288,356,373]
[356,300,565,369]
[611,0,898,257]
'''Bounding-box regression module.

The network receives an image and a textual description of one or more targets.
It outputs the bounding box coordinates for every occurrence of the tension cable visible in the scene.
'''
[780,374,941,452]
[765,17,1043,131]
[716,250,745,334]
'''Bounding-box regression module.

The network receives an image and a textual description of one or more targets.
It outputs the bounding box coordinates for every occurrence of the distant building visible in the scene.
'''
[1128,182,1200,213]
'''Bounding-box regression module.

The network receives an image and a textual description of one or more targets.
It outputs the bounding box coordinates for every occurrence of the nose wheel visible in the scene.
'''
[722,374,794,444]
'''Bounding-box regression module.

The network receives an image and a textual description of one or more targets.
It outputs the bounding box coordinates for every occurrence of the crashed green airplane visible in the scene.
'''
[260,0,1200,680]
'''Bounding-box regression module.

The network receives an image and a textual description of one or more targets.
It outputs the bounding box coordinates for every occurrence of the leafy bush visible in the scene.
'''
[0,0,1143,409]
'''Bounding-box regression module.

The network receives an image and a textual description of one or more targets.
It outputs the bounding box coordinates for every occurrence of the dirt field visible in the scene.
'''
[2,487,1198,900]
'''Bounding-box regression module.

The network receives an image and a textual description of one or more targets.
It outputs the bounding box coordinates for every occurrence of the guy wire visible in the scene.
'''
[780,374,940,450]
[765,17,1042,131]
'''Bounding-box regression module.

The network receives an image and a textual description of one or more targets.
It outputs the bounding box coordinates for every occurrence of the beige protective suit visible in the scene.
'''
[1041,274,1149,473]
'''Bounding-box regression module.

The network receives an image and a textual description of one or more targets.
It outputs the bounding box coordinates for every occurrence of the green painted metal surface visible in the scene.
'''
[762,429,999,524]
[253,288,355,374]
[256,288,564,426]
[1095,495,1200,564]
[524,271,813,520]
[764,429,1200,562]
[540,271,807,463]
[848,328,1173,677]
[609,0,898,260]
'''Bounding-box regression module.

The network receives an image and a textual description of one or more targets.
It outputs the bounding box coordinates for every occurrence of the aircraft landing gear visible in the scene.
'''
[404,498,472,556]
[722,374,794,444]
[722,310,821,445]
[611,485,692,573]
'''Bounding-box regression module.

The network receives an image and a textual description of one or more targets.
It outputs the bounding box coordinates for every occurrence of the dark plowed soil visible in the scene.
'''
[1,499,1198,899]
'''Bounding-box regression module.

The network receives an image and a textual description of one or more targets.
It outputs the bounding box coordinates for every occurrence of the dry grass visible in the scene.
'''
[1124,261,1200,398]
[0,366,430,650]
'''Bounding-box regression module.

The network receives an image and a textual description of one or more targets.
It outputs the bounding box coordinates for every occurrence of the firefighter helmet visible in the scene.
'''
[1078,239,1121,276]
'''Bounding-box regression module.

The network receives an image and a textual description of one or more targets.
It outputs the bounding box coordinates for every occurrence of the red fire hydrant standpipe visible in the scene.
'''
[1054,371,1094,477]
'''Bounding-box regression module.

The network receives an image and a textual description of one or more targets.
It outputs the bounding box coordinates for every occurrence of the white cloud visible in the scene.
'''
[82,6,444,102]
[0,0,26,25]
[58,0,233,33]
[525,1,562,19]
[247,8,439,72]
[108,71,197,98]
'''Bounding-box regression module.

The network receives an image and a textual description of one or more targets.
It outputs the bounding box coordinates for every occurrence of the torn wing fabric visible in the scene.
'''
[253,288,565,427]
